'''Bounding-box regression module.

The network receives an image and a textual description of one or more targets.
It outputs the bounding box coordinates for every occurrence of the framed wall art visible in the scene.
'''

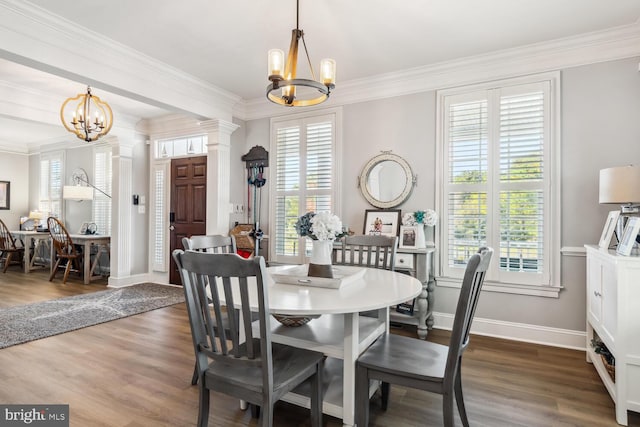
[363,209,401,237]
[0,181,9,210]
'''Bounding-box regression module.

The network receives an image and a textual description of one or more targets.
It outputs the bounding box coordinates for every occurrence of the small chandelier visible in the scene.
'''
[266,0,336,107]
[60,86,113,142]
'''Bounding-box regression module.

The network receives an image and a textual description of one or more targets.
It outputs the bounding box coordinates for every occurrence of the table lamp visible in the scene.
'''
[28,210,45,230]
[599,165,640,242]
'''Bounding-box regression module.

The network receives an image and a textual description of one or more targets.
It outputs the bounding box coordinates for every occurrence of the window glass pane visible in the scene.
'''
[500,92,544,182]
[275,195,300,257]
[154,168,165,266]
[449,101,488,184]
[276,126,300,192]
[500,190,543,272]
[306,122,332,190]
[448,191,487,267]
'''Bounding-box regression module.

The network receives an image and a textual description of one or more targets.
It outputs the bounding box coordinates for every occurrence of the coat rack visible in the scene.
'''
[240,146,269,257]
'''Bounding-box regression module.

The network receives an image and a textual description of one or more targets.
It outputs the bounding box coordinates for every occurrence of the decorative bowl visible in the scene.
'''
[272,314,320,327]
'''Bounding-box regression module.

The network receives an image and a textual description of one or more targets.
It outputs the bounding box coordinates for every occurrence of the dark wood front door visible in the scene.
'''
[169,156,207,285]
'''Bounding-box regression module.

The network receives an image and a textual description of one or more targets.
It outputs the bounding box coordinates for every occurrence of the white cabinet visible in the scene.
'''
[585,245,640,425]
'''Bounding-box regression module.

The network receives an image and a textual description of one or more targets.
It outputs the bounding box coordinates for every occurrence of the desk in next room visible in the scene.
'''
[68,234,110,284]
[10,230,51,273]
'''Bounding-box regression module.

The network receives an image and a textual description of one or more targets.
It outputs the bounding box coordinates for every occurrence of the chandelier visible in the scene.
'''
[266,0,336,107]
[60,86,113,142]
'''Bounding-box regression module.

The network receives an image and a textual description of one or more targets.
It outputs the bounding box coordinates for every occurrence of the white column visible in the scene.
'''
[108,137,134,283]
[200,119,239,235]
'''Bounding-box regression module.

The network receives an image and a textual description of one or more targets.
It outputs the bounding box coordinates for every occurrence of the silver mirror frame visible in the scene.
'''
[358,152,415,209]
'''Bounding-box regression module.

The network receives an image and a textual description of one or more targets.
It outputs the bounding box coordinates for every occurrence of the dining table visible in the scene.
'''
[218,264,422,427]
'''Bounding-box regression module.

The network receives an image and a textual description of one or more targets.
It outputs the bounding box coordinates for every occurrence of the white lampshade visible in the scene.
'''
[63,185,94,201]
[599,166,640,204]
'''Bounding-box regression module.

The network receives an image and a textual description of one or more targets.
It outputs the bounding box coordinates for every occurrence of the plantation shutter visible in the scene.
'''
[271,113,338,264]
[93,146,112,235]
[498,90,545,275]
[441,80,551,287]
[39,152,64,218]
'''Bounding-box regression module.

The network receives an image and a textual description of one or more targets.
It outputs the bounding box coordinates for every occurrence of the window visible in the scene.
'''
[155,135,207,159]
[437,73,559,295]
[269,109,342,264]
[39,151,64,218]
[93,145,112,235]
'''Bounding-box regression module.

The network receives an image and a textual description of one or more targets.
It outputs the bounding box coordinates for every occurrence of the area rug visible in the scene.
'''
[0,283,185,349]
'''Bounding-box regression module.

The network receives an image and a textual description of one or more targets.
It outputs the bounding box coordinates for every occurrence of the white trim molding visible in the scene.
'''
[432,312,586,350]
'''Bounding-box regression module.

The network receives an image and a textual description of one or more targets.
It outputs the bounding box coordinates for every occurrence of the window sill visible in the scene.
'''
[435,276,562,298]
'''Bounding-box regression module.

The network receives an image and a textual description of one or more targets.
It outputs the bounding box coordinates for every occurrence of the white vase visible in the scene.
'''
[308,239,333,278]
[415,225,426,248]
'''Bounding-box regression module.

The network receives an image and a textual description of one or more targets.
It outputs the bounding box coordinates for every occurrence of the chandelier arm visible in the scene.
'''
[300,34,317,81]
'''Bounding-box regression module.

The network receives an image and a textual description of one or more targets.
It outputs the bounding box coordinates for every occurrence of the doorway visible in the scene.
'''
[169,156,207,285]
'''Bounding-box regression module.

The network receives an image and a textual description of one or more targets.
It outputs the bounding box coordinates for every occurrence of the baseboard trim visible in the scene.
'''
[107,274,152,288]
[432,312,586,350]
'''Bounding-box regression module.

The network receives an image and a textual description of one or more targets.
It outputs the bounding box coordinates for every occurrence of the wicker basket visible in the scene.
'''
[601,354,615,380]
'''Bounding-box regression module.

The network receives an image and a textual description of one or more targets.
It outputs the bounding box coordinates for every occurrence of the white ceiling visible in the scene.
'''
[2,0,640,150]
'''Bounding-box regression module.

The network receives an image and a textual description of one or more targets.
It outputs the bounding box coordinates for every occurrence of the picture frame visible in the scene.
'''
[363,209,401,237]
[617,217,640,256]
[0,181,9,210]
[399,225,418,249]
[598,210,620,249]
[78,222,89,235]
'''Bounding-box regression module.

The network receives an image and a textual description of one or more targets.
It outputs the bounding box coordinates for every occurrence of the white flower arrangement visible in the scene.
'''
[295,211,347,241]
[402,209,438,227]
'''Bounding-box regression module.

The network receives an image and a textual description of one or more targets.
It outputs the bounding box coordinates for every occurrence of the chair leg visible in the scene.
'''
[49,258,61,281]
[259,401,272,427]
[381,381,390,411]
[197,385,210,427]
[455,364,470,427]
[443,391,455,427]
[310,361,323,427]
[191,362,198,385]
[2,253,11,273]
[63,259,73,284]
[356,364,371,427]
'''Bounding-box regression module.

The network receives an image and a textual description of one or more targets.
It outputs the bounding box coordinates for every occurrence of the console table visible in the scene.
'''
[392,246,435,339]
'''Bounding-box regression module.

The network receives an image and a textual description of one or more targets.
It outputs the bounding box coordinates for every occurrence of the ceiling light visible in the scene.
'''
[60,86,113,142]
[267,0,336,107]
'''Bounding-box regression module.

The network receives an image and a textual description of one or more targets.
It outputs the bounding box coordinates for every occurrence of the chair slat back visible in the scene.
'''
[333,234,397,271]
[182,235,237,254]
[445,247,493,380]
[173,250,273,385]
[47,217,76,256]
[0,219,17,251]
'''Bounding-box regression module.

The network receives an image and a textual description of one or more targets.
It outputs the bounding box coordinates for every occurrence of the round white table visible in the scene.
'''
[263,265,422,427]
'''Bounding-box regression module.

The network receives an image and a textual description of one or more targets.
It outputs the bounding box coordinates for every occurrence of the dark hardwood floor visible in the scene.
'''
[0,268,637,426]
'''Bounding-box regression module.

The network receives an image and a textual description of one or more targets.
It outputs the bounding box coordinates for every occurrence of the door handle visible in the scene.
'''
[169,225,175,231]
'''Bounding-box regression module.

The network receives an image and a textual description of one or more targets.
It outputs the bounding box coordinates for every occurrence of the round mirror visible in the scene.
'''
[359,152,415,208]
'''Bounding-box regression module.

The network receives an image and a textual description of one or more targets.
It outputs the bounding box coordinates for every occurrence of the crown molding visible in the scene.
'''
[237,21,640,121]
[0,0,241,122]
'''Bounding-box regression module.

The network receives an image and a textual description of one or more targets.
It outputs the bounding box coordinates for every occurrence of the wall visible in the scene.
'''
[0,151,29,228]
[130,138,149,275]
[241,56,640,336]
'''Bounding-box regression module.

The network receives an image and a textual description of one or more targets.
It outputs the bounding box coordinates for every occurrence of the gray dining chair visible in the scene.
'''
[355,247,493,427]
[182,234,238,385]
[332,234,397,271]
[333,234,398,318]
[173,250,324,427]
